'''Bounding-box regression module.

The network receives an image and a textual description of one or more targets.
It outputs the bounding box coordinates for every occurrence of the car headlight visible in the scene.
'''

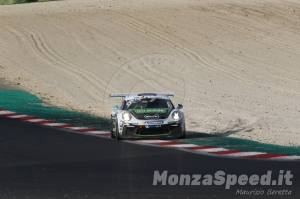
[172,111,181,121]
[122,112,132,122]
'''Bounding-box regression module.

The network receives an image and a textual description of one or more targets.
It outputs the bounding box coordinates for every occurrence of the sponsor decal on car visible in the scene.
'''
[144,114,159,119]
[131,108,167,114]
[144,96,163,99]
[145,121,164,125]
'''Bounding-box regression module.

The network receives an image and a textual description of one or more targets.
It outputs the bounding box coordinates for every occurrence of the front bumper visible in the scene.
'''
[118,122,184,139]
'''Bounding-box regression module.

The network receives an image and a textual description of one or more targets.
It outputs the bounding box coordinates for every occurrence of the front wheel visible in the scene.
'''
[178,123,186,139]
[115,121,122,140]
[110,118,116,139]
[179,130,186,139]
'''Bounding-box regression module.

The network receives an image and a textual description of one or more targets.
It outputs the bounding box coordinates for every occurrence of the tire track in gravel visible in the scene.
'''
[206,6,300,81]
[6,18,180,108]
[0,30,11,50]
[33,15,127,99]
[6,25,108,102]
[40,15,123,85]
[200,3,300,85]
[108,11,251,80]
[67,13,136,62]
[209,3,300,54]
[104,10,213,92]
[190,4,300,60]
[7,26,95,88]
[107,8,300,95]
[0,41,9,49]
[61,14,148,94]
[46,13,171,96]
[69,13,185,93]
[63,13,181,95]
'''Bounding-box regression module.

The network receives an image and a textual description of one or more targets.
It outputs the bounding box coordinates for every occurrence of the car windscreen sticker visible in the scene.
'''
[130,108,167,114]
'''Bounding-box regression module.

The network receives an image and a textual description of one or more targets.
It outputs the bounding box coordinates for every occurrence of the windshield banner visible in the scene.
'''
[131,108,167,114]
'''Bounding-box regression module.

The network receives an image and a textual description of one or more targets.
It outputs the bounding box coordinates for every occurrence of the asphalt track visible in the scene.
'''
[0,116,299,199]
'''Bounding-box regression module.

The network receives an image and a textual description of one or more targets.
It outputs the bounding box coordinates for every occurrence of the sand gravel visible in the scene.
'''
[1,0,300,146]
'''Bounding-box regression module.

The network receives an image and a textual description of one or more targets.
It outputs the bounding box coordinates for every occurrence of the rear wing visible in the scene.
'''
[109,92,174,98]
[109,93,129,97]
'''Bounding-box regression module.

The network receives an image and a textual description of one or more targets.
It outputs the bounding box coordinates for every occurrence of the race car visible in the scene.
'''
[109,92,186,140]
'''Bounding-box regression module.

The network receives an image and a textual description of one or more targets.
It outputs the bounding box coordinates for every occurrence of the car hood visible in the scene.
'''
[128,108,171,120]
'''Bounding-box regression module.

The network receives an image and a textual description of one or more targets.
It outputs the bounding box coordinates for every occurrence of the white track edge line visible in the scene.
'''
[8,115,28,118]
[0,111,16,115]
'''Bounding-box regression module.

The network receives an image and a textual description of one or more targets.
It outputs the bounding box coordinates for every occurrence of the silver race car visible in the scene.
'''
[109,92,186,140]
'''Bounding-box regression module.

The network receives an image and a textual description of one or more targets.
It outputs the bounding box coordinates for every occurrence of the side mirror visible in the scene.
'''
[177,104,183,109]
[112,105,119,110]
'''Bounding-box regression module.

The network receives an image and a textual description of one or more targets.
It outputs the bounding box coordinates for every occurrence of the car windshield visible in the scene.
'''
[124,98,174,110]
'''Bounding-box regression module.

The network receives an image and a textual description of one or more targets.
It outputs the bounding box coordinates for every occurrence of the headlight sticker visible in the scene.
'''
[172,111,181,121]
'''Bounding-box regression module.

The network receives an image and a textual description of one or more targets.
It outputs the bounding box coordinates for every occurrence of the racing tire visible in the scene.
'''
[110,119,116,139]
[179,130,186,139]
[178,123,186,139]
[110,130,116,139]
[115,121,122,140]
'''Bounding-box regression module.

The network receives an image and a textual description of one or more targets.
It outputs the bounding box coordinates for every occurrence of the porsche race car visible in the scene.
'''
[109,92,186,140]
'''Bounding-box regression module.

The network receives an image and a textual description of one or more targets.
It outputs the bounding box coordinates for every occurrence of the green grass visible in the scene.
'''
[0,0,56,5]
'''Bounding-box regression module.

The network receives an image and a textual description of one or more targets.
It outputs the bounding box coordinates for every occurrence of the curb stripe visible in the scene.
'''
[135,140,171,143]
[8,114,28,118]
[225,152,266,157]
[154,141,187,146]
[1,113,19,117]
[77,128,97,132]
[197,148,229,153]
[212,150,245,154]
[0,111,16,115]
[1,107,299,161]
[43,123,67,127]
[167,144,198,148]
[85,131,109,134]
[19,116,39,120]
[247,154,289,159]
[65,127,90,130]
[36,120,56,124]
[27,119,45,122]
[187,146,218,150]
[57,124,75,128]
[269,156,300,160]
